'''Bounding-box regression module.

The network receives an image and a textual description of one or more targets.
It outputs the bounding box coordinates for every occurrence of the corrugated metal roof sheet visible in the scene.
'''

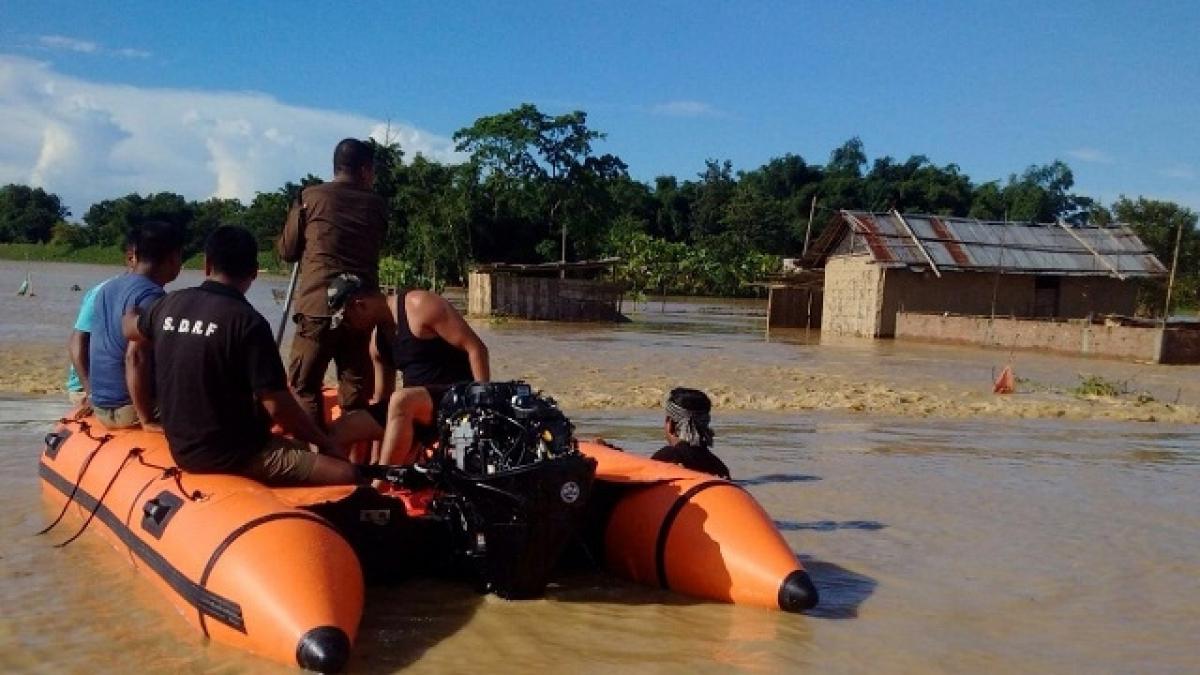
[832,211,1167,277]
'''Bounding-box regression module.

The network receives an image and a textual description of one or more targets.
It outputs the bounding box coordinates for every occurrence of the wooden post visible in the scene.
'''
[1163,216,1184,326]
[892,210,941,278]
[801,194,818,258]
[1056,218,1125,280]
[988,215,1005,321]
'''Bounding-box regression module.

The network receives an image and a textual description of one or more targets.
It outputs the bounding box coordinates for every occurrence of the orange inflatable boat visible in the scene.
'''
[577,440,818,613]
[38,417,364,671]
[37,382,816,670]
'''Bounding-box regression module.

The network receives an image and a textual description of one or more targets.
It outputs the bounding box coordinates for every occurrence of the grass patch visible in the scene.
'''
[1070,374,1156,404]
[0,243,128,265]
[0,243,288,274]
[1072,375,1124,398]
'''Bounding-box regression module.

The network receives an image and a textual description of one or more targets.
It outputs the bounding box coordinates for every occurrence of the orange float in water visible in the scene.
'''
[578,440,819,613]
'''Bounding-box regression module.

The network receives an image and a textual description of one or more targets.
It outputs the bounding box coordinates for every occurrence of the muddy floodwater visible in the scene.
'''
[2,262,1200,673]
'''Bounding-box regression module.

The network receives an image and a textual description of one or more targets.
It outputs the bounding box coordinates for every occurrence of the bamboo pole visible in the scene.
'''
[801,194,818,258]
[1056,218,1126,280]
[989,213,1006,321]
[1162,217,1184,326]
[892,210,941,278]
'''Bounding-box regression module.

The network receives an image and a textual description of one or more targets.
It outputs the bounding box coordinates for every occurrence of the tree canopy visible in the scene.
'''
[2,103,1195,306]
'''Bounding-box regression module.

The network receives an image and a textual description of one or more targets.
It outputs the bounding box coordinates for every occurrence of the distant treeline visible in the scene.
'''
[1,103,1197,305]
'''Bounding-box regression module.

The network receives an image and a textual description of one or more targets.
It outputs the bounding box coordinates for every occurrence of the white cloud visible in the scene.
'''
[1066,147,1114,164]
[0,55,463,216]
[650,100,724,118]
[38,35,149,59]
[114,47,152,59]
[38,35,99,54]
[1160,164,1196,181]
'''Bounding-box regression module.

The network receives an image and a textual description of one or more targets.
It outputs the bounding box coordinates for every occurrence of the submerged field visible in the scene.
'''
[4,261,1200,425]
[2,262,1199,673]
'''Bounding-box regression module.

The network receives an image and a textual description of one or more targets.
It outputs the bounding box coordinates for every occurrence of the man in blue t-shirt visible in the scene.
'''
[89,221,183,429]
[66,235,137,406]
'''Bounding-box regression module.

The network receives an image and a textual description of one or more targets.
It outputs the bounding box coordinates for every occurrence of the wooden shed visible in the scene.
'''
[468,258,625,322]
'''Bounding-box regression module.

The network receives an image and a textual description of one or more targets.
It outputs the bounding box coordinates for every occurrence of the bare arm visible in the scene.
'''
[259,389,341,457]
[369,327,396,403]
[413,292,490,381]
[123,307,148,344]
[68,330,91,396]
[125,340,156,426]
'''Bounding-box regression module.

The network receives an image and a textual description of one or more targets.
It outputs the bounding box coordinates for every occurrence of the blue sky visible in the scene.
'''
[2,1,1197,216]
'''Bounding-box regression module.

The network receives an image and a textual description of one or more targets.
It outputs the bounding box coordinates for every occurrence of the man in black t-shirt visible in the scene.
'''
[124,226,358,485]
[322,275,490,467]
[651,387,731,479]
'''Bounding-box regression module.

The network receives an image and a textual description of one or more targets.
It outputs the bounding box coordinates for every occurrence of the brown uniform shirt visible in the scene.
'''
[277,181,387,317]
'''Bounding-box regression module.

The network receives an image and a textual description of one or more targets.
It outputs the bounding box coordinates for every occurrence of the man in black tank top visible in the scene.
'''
[325,275,490,466]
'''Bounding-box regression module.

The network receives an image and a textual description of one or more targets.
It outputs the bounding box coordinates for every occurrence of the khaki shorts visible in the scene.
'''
[242,435,319,485]
[94,404,141,430]
[68,391,88,406]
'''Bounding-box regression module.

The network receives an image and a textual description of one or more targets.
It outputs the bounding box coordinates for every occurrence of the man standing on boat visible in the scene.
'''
[322,274,490,466]
[89,221,183,429]
[126,226,358,485]
[278,138,387,427]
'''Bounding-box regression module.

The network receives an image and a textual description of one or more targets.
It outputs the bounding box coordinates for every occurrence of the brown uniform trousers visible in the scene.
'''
[287,315,374,426]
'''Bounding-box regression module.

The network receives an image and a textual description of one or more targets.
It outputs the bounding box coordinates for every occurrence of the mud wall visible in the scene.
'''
[821,255,884,336]
[468,272,623,322]
[878,271,1140,337]
[894,312,1186,363]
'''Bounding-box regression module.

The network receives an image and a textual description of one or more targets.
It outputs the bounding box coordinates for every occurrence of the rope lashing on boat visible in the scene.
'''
[37,424,114,536]
[131,455,205,501]
[54,446,143,548]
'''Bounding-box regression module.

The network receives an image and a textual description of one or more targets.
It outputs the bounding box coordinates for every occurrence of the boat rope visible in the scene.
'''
[131,455,205,501]
[36,424,113,536]
[54,447,142,548]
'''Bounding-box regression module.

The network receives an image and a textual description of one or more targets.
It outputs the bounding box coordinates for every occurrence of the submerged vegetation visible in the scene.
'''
[1073,375,1125,398]
[1071,374,1158,405]
[1,104,1197,302]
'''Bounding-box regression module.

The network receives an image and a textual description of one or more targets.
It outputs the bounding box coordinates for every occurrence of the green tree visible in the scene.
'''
[1111,196,1200,313]
[242,191,291,251]
[969,181,1006,220]
[1002,161,1093,223]
[191,198,246,258]
[453,103,627,264]
[393,156,474,285]
[816,138,867,215]
[82,192,194,250]
[688,159,736,239]
[0,184,70,243]
[863,155,972,215]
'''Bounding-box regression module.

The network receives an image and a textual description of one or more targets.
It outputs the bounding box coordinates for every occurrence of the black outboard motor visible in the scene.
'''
[427,381,596,599]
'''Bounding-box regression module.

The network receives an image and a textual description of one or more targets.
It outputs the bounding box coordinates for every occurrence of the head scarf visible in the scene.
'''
[664,387,715,448]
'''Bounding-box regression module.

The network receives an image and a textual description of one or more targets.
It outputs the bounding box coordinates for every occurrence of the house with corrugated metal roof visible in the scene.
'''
[766,210,1200,363]
[803,210,1167,337]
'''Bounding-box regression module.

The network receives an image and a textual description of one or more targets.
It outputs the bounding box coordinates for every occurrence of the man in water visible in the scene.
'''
[89,221,183,429]
[323,274,490,466]
[125,226,358,485]
[277,138,387,427]
[66,233,137,406]
[652,387,730,479]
